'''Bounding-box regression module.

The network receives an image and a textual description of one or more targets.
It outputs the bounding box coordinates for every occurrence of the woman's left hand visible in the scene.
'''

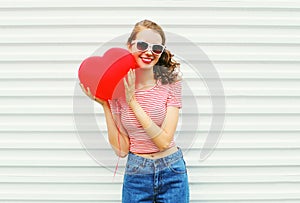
[123,69,136,104]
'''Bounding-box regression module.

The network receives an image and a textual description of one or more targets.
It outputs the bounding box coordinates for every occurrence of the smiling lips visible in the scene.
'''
[140,57,153,64]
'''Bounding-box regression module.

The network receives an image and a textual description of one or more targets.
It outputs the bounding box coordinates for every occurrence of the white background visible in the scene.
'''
[0,0,300,202]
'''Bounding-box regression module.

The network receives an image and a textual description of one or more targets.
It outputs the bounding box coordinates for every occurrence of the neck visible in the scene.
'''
[135,67,156,86]
[135,67,157,90]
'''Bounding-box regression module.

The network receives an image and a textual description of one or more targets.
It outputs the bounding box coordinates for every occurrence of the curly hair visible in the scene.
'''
[127,19,181,84]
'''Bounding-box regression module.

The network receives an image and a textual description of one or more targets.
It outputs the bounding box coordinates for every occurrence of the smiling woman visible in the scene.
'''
[80,19,189,203]
[127,20,181,85]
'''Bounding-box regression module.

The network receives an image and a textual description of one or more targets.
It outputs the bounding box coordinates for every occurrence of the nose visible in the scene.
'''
[144,48,153,55]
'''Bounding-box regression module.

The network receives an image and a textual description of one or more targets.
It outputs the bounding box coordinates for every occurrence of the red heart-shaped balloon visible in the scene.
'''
[78,48,137,100]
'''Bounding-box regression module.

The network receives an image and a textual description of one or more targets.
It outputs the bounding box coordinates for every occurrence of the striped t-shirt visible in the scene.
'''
[109,80,182,154]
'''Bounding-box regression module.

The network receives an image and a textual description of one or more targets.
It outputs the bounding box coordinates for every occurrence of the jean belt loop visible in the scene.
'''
[142,158,147,167]
[162,157,169,168]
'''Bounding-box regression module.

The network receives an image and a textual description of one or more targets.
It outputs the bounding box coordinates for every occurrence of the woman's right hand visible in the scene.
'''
[80,83,107,106]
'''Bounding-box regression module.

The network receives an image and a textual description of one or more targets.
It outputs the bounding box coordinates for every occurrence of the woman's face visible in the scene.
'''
[128,29,163,69]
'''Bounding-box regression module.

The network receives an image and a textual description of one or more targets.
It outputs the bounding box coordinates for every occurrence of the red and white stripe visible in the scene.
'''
[109,80,182,154]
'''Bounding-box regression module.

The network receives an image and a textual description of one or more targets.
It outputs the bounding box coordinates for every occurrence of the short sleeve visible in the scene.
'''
[167,80,182,109]
[108,99,121,114]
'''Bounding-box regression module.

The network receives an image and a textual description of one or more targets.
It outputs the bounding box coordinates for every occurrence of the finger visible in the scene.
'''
[127,69,131,81]
[128,69,135,86]
[132,69,136,82]
[80,83,86,92]
[127,71,132,86]
[87,87,94,98]
[80,85,90,97]
[123,78,129,90]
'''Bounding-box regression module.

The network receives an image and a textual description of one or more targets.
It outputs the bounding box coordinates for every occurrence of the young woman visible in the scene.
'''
[81,19,189,203]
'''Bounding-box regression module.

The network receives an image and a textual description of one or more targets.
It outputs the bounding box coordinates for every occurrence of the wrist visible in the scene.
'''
[128,96,136,108]
[94,97,108,106]
[144,120,162,139]
[102,100,109,107]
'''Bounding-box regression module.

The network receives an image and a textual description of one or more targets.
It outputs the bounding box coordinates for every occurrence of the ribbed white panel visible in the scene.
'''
[1,0,300,202]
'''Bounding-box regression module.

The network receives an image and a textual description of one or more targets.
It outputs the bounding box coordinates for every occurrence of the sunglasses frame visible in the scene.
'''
[131,40,166,55]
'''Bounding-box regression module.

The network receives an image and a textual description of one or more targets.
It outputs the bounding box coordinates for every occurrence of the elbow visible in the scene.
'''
[114,149,128,158]
[112,141,129,158]
[158,142,172,151]
[108,132,130,158]
[117,153,128,158]
[159,146,170,151]
[152,135,173,151]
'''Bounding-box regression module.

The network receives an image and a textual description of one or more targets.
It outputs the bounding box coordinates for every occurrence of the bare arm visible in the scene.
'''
[123,70,180,151]
[80,83,129,157]
[102,103,129,157]
[129,98,179,151]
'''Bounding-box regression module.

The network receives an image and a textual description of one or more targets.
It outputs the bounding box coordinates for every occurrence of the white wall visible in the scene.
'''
[0,0,300,202]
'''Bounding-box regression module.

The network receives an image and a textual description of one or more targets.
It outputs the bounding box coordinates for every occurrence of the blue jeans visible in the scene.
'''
[122,148,189,203]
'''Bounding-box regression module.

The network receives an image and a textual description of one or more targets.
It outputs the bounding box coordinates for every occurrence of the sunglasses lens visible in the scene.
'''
[135,41,164,55]
[152,45,164,54]
[136,41,148,51]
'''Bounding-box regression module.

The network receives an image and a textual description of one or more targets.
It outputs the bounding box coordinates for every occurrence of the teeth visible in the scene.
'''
[142,57,152,60]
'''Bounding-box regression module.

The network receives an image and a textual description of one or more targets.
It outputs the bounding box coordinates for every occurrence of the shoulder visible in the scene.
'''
[171,77,182,87]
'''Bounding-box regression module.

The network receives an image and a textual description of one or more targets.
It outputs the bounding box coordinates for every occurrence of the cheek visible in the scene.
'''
[153,57,160,64]
[132,53,141,63]
[129,48,140,59]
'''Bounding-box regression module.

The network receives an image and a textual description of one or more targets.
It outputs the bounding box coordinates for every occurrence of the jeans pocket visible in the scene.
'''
[168,158,187,174]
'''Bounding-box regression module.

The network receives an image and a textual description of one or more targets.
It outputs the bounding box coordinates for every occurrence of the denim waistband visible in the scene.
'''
[127,147,183,172]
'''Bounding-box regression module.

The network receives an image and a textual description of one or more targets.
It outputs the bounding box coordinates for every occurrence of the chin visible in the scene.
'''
[138,64,153,69]
[137,60,155,69]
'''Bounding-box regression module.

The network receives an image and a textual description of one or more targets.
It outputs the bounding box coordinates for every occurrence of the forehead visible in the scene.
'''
[135,29,162,44]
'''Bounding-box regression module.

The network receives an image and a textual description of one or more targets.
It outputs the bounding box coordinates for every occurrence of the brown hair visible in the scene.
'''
[127,19,180,84]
